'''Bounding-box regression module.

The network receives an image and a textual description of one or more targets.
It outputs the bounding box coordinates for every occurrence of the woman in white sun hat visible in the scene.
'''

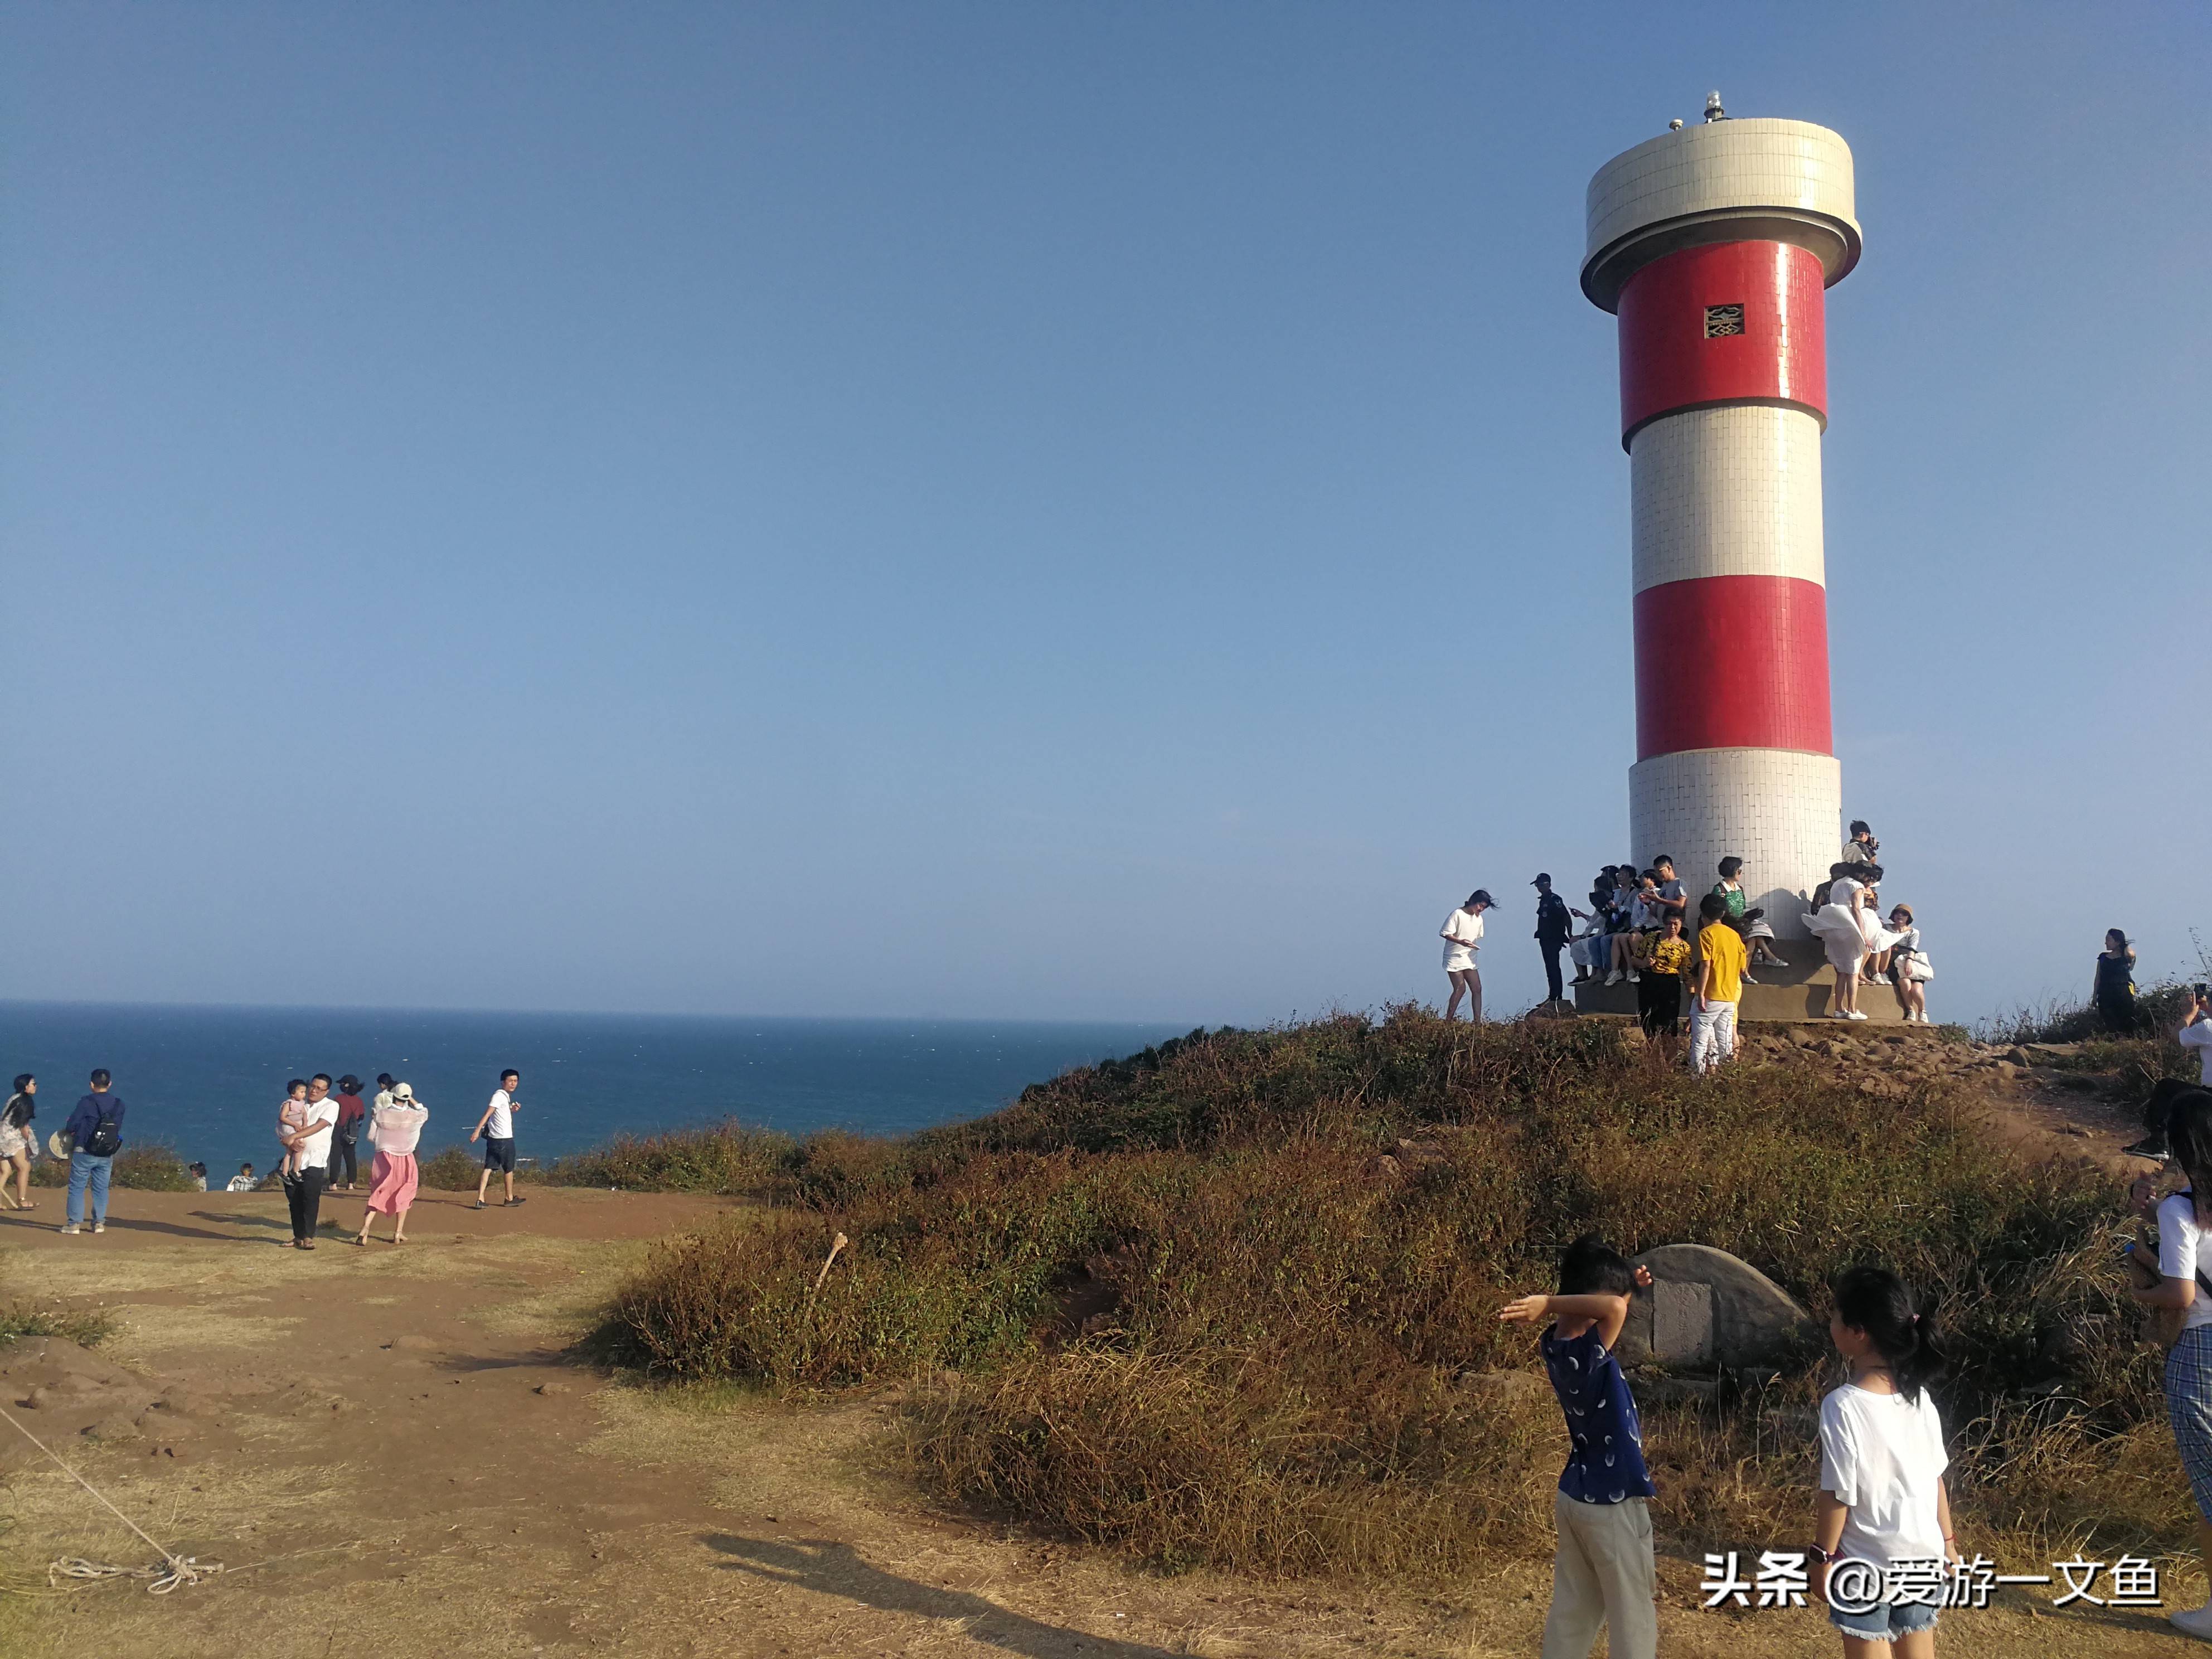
[356,1083,429,1246]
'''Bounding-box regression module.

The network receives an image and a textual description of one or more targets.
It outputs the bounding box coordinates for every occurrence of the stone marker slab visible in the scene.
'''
[1615,1243,1813,1370]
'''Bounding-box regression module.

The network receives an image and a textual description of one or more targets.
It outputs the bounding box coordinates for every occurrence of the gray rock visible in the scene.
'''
[1616,1243,1815,1370]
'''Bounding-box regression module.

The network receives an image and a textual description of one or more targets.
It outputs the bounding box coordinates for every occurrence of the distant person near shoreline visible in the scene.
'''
[471,1069,526,1208]
[330,1075,367,1191]
[1440,892,1492,1023]
[1532,874,1573,1007]
[60,1069,125,1236]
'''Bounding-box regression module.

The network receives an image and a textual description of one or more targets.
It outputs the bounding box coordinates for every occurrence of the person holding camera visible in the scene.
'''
[2124,987,2212,1162]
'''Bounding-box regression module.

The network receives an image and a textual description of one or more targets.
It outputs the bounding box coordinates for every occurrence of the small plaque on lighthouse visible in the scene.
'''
[1704,303,1745,337]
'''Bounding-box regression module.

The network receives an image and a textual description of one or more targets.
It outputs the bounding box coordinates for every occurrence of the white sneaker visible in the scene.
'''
[1847,1010,1869,1021]
[1740,973,1760,984]
[91,1223,105,1234]
[59,1224,79,1235]
[1626,969,1641,983]
[1604,971,1624,986]
[1827,1011,1852,1020]
[2169,1603,2212,1639]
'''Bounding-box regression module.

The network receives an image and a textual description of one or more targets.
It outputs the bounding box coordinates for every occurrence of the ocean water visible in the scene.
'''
[0,1003,1192,1182]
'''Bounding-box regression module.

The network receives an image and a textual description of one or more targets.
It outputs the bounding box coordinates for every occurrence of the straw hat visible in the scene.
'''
[46,1130,70,1160]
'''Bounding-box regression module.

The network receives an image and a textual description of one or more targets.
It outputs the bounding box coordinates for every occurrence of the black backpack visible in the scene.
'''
[84,1110,122,1158]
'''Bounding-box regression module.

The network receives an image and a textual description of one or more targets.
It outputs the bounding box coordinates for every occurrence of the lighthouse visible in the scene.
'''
[1581,95,1862,1003]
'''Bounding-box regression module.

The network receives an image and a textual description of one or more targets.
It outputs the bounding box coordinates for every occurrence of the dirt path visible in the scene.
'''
[0,1185,2199,1657]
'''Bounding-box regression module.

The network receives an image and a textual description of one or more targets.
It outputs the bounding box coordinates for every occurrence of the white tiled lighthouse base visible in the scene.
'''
[1629,747,1841,939]
[1630,405,1825,593]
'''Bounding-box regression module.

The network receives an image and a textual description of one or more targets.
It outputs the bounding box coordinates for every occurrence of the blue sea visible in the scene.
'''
[0,1003,1192,1181]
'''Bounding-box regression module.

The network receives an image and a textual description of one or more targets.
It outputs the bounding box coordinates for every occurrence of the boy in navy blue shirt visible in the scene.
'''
[1500,1235,1657,1659]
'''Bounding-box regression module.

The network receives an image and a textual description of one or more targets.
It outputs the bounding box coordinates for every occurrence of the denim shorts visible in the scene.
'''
[1830,1599,1939,1641]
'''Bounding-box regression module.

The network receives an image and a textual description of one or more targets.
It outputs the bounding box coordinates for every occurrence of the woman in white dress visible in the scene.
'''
[1806,887,1873,1020]
[1440,890,1494,1022]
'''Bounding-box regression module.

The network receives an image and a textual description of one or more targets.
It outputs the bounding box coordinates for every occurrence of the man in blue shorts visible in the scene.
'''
[469,1069,525,1210]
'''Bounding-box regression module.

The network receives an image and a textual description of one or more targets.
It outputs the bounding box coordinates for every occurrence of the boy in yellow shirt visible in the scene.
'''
[1689,892,1748,1076]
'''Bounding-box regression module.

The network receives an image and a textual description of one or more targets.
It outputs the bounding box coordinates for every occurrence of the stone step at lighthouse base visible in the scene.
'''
[1569,950,1913,1024]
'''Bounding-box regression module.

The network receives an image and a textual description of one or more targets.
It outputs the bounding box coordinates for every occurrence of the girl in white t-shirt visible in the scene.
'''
[1439,891,1492,1023]
[1812,1265,1954,1655]
[2128,1090,2212,1639]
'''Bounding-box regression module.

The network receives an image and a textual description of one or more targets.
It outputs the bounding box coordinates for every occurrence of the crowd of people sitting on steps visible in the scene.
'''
[1439,821,1937,1068]
[0,1065,533,1247]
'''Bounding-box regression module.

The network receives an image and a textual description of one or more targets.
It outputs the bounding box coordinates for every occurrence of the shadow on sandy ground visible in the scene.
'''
[705,1533,1183,1657]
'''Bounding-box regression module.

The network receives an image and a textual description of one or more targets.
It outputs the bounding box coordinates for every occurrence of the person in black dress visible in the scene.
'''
[2095,929,2139,1034]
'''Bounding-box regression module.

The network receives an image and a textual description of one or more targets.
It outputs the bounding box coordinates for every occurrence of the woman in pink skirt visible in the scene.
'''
[356,1082,429,1245]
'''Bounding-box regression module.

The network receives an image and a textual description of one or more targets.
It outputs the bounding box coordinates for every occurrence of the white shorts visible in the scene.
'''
[1443,947,1477,972]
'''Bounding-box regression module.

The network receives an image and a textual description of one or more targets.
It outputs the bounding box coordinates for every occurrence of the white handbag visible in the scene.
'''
[1905,950,1934,983]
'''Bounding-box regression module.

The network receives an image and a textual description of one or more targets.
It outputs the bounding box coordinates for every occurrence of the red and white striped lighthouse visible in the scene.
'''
[1583,96,1861,943]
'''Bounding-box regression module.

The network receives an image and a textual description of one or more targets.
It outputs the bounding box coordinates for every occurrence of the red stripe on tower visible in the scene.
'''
[1617,241,1828,447]
[1632,575,1832,757]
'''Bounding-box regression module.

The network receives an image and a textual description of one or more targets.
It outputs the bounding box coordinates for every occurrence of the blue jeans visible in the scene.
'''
[1829,1599,1939,1641]
[67,1151,113,1226]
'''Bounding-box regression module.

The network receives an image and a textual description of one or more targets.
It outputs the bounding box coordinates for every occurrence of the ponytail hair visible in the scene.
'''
[2169,1090,2212,1229]
[1832,1264,1946,1405]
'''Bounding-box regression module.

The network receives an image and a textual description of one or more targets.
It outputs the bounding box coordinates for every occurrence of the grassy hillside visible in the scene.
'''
[591,1008,2174,1579]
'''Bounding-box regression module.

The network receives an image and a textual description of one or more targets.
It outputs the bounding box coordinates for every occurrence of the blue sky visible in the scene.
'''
[2,4,2206,1025]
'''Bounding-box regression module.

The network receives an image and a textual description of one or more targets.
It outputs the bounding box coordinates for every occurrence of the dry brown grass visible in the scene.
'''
[593,1008,2172,1583]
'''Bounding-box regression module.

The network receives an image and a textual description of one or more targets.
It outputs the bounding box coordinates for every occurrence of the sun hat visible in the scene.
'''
[337,1075,362,1093]
[46,1130,70,1160]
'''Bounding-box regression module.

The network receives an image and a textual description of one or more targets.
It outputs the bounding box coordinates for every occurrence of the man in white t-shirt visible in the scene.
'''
[283,1074,342,1248]
[470,1069,526,1210]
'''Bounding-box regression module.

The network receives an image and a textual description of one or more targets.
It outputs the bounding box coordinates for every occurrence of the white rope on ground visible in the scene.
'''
[0,1400,222,1594]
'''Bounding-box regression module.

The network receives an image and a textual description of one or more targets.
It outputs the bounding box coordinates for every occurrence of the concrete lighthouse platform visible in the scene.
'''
[1571,947,1910,1023]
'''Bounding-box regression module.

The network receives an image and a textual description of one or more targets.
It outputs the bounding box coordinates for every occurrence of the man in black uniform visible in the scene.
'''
[1532,874,1575,1006]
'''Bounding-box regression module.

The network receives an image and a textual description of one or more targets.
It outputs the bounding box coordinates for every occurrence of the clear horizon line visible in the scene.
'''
[0,995,1213,1028]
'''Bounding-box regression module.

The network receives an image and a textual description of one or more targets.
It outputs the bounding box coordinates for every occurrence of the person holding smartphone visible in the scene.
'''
[2128,988,2212,1162]
[2187,988,2212,1084]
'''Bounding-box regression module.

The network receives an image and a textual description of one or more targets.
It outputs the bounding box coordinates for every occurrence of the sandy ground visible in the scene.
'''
[0,1176,2201,1657]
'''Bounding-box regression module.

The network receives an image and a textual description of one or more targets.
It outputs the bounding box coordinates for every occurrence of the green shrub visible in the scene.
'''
[545,1120,792,1194]
[417,1144,486,1191]
[0,1301,114,1346]
[598,1008,2171,1579]
[28,1141,196,1190]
